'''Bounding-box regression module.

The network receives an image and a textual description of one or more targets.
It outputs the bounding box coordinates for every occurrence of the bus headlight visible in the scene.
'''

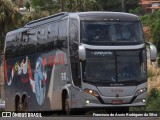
[86,100,90,104]
[142,99,146,103]
[134,88,147,96]
[84,89,99,97]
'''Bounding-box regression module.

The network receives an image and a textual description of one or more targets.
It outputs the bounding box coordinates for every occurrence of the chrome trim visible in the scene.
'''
[79,45,86,60]
[82,44,145,50]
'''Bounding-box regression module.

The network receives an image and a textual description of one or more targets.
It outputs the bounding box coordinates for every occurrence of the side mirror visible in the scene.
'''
[146,42,157,62]
[79,45,86,61]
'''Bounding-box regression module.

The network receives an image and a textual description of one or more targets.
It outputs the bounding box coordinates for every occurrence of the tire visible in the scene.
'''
[22,98,28,112]
[73,110,86,115]
[16,100,22,112]
[63,94,71,115]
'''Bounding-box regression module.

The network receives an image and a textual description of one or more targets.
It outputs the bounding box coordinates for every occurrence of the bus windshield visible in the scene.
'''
[82,49,147,85]
[81,21,144,45]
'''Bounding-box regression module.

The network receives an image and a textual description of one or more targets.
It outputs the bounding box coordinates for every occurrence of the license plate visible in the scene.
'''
[112,100,123,104]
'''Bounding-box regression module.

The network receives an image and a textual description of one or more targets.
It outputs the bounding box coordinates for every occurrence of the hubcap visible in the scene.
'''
[65,100,69,112]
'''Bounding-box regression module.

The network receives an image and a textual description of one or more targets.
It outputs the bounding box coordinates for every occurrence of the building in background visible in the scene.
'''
[140,0,160,13]
[13,0,31,14]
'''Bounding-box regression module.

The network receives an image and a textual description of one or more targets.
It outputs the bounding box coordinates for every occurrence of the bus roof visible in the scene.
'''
[75,11,140,21]
[24,12,68,28]
[24,12,139,28]
[6,12,140,36]
[6,27,29,36]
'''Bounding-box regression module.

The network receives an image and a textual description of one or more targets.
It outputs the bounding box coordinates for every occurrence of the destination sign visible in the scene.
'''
[86,50,114,58]
[91,51,113,55]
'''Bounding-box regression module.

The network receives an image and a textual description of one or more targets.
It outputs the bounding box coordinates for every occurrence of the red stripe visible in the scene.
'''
[4,56,8,81]
[28,61,33,80]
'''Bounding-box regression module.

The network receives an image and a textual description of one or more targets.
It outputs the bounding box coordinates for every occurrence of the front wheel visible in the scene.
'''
[65,94,71,115]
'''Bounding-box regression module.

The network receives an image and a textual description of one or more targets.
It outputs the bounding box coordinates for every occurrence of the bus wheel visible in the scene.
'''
[16,100,22,112]
[22,98,28,112]
[64,94,71,115]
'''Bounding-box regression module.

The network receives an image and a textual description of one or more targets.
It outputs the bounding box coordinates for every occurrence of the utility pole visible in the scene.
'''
[122,0,125,12]
[61,0,64,12]
[80,0,83,11]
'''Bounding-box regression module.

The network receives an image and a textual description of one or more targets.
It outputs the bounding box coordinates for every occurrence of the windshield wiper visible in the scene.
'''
[84,79,112,83]
[118,80,141,83]
[99,79,114,82]
[83,79,96,83]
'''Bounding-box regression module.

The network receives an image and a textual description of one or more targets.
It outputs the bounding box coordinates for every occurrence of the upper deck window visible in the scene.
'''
[81,21,144,45]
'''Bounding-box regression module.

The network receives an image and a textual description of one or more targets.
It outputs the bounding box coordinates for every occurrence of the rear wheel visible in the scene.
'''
[15,97,28,112]
[22,98,28,112]
[16,100,22,112]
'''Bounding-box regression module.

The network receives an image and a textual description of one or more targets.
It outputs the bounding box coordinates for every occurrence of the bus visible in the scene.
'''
[4,12,157,114]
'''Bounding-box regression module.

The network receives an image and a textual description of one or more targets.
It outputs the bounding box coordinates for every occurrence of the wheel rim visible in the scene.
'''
[65,99,69,112]
[17,101,22,112]
[23,101,28,112]
[22,99,28,112]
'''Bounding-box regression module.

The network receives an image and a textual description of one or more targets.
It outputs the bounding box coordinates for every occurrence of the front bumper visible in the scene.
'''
[81,91,147,108]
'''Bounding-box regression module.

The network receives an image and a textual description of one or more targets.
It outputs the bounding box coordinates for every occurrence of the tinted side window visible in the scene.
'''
[57,19,68,48]
[6,34,20,59]
[37,26,47,52]
[47,22,59,50]
[26,29,37,54]
[5,35,13,59]
[19,32,28,57]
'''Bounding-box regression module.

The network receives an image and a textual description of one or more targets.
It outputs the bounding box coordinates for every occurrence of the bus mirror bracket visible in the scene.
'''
[146,42,157,62]
[79,45,86,61]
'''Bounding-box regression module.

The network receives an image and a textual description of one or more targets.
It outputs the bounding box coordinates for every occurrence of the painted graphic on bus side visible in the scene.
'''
[4,50,66,107]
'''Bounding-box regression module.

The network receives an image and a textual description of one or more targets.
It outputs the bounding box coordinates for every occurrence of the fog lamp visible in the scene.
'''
[86,100,90,104]
[142,99,146,103]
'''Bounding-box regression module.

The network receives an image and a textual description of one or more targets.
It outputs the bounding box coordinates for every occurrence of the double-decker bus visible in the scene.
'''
[4,12,157,114]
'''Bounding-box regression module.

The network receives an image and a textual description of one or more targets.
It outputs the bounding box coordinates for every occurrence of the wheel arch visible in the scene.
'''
[61,85,71,110]
[62,84,71,100]
[15,93,21,112]
[22,92,28,103]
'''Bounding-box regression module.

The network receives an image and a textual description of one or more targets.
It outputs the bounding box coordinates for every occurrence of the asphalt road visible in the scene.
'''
[0,104,5,109]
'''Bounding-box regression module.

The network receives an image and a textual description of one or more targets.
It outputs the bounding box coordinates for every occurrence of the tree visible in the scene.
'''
[31,0,56,13]
[12,0,25,8]
[25,1,31,11]
[0,0,20,52]
[152,20,160,51]
[96,0,121,11]
[129,6,146,16]
[21,10,49,25]
[96,0,139,12]
[126,0,139,12]
[31,0,45,8]
[141,10,160,51]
